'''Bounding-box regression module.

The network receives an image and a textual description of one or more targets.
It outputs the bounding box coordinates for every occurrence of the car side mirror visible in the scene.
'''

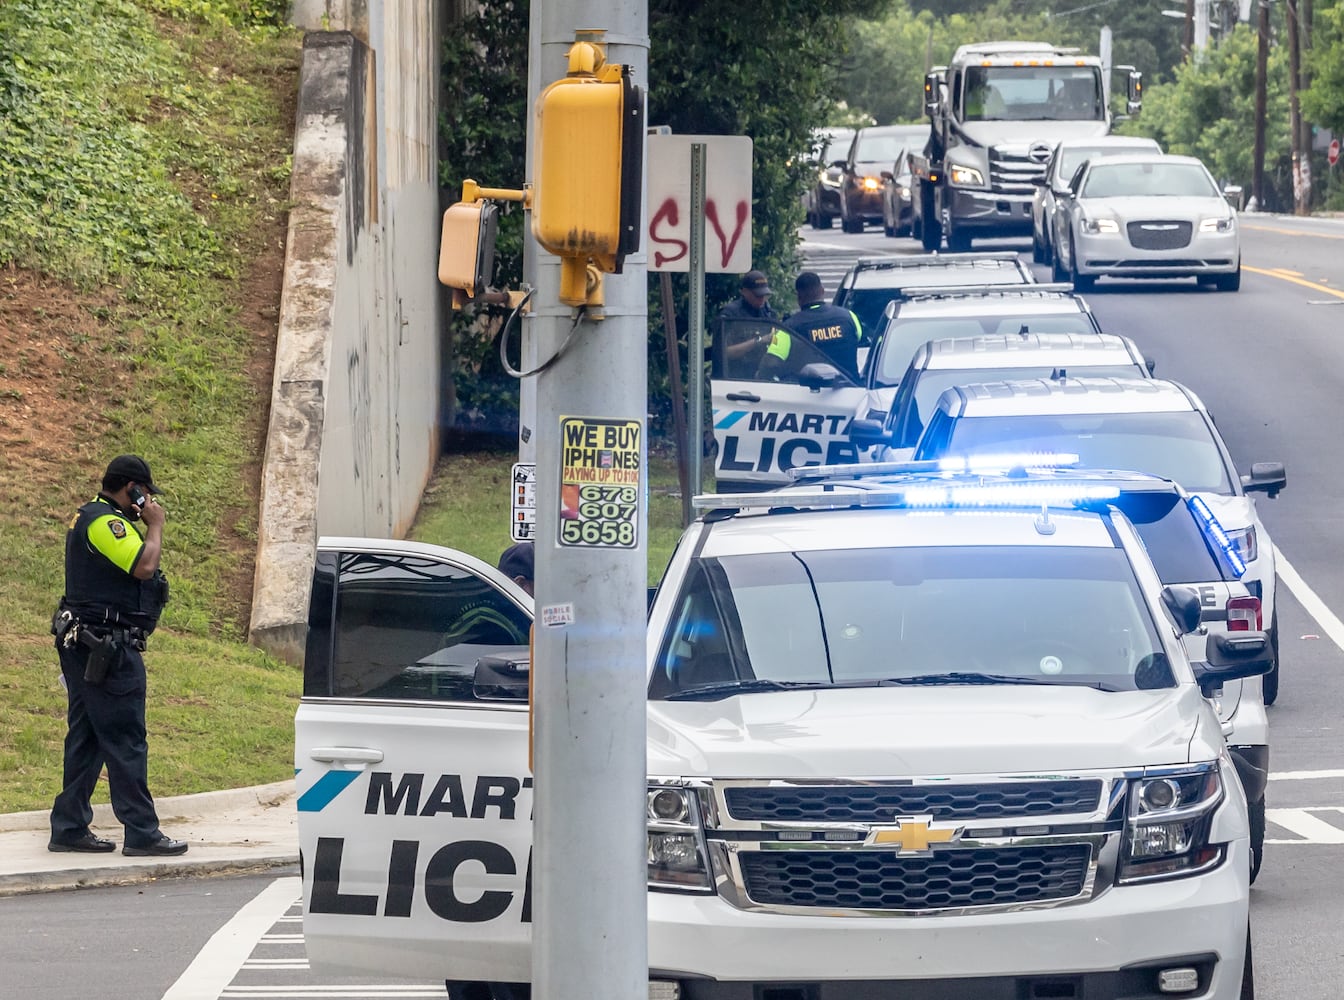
[1241,461,1286,498]
[1223,184,1244,211]
[473,654,530,701]
[831,159,847,170]
[1145,355,1156,375]
[848,417,890,448]
[798,362,849,391]
[1030,176,1047,187]
[880,170,894,181]
[1161,586,1203,636]
[1194,631,1273,697]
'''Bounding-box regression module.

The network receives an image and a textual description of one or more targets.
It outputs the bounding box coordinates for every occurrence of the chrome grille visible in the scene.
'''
[988,147,1047,195]
[1127,220,1193,250]
[722,780,1102,823]
[739,844,1091,910]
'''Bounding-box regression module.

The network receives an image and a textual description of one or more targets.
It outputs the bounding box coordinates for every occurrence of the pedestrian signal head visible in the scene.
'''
[438,199,499,310]
[532,35,645,307]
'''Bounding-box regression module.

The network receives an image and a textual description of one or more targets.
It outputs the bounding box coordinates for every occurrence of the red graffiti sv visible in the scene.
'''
[648,197,749,269]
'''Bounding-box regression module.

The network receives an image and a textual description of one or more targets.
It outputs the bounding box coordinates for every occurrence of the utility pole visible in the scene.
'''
[528,8,649,1000]
[1287,0,1306,212]
[1252,0,1269,210]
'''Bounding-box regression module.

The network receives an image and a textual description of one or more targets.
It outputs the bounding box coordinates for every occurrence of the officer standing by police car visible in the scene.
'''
[781,271,863,379]
[48,455,187,856]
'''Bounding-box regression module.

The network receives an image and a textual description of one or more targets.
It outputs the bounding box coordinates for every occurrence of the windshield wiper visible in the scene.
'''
[662,679,838,701]
[880,671,1055,687]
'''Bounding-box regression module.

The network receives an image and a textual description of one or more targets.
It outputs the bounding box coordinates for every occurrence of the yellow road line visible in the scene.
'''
[1241,222,1344,240]
[1244,264,1344,300]
[1272,268,1304,276]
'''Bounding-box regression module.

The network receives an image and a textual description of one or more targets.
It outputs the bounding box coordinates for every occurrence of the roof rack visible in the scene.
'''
[903,283,1074,299]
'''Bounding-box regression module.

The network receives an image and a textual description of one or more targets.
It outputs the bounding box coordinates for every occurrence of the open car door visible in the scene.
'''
[710,317,866,490]
[296,537,534,983]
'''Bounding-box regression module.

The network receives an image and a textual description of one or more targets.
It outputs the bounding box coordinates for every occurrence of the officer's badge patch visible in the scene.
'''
[108,519,127,539]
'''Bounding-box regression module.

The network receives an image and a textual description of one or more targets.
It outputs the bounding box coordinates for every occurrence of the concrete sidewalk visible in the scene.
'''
[0,780,298,897]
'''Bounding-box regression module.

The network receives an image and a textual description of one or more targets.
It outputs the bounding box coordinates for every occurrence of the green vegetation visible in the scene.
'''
[441,0,889,439]
[409,450,697,587]
[0,0,300,813]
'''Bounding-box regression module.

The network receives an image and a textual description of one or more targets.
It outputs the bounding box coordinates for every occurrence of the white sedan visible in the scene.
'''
[1052,154,1240,291]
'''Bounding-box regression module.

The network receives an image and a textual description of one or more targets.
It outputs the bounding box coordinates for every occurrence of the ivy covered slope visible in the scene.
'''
[0,0,302,812]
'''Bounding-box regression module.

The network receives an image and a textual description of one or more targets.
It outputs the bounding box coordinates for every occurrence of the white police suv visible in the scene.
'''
[296,465,1267,999]
[913,376,1287,704]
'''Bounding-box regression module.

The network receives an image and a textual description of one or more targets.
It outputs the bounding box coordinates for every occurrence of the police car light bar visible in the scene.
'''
[692,480,1120,513]
[789,453,1081,484]
[937,452,1081,473]
[1186,495,1248,578]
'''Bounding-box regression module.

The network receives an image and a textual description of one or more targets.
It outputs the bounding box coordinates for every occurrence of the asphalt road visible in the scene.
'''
[5,217,1341,1000]
[805,214,1344,1000]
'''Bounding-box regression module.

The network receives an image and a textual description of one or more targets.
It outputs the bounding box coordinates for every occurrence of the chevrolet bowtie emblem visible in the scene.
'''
[868,815,961,853]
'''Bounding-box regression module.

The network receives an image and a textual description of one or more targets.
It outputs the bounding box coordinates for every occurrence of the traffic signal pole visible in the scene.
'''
[527,5,649,1000]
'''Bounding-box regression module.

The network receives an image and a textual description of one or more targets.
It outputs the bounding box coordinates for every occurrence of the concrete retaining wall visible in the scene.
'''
[250,4,444,665]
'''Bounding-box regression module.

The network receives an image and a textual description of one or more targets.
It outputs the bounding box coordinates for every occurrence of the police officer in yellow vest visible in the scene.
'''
[769,271,863,380]
[49,455,187,856]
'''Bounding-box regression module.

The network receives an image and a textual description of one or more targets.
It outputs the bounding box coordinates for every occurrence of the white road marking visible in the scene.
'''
[1269,769,1344,782]
[221,989,446,994]
[161,877,302,1000]
[1266,807,1344,844]
[1273,547,1344,653]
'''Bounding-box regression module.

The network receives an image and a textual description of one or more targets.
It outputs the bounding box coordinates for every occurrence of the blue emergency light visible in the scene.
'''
[1186,495,1248,578]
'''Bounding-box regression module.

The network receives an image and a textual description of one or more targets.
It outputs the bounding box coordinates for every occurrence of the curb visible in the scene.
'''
[0,780,296,834]
[0,853,299,898]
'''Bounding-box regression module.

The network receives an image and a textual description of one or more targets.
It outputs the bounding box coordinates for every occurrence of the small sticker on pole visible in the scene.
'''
[558,416,642,549]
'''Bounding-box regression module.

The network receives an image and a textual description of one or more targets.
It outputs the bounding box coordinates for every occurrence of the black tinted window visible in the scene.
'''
[306,550,531,701]
[1113,492,1236,584]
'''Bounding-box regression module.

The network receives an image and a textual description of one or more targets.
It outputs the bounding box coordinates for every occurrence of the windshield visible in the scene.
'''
[915,410,1234,494]
[1082,161,1221,198]
[650,546,1166,698]
[854,132,908,163]
[872,314,1099,387]
[1058,144,1160,178]
[963,65,1104,122]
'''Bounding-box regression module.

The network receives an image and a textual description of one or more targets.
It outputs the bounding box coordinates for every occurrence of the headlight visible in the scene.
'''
[647,784,712,890]
[1225,525,1257,563]
[1118,765,1225,883]
[948,164,985,187]
[862,176,881,191]
[1199,216,1236,232]
[1081,216,1119,234]
[899,186,911,198]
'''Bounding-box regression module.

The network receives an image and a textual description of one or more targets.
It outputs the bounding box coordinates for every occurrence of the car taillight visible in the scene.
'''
[1226,595,1261,631]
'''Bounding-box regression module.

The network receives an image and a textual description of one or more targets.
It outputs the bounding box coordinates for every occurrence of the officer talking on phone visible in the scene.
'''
[48,454,187,856]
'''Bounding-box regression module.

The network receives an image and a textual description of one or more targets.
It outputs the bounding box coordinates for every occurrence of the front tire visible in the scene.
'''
[1216,260,1242,292]
[1070,246,1096,291]
[816,211,834,230]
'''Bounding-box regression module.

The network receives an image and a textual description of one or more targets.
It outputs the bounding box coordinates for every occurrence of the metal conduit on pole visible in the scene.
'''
[1252,0,1269,210]
[687,142,707,499]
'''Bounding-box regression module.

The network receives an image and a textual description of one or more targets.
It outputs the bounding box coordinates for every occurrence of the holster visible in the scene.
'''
[79,629,124,686]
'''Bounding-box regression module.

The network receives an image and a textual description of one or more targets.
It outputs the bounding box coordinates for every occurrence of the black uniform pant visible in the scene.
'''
[50,638,163,848]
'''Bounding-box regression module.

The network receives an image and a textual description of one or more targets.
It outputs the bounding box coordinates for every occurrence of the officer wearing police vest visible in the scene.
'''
[781,271,863,379]
[48,455,187,856]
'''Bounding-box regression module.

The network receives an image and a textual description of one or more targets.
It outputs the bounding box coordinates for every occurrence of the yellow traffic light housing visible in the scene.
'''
[532,34,645,307]
[438,199,499,310]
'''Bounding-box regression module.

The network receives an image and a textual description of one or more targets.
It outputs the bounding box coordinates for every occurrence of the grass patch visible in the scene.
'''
[0,1,301,813]
[410,447,700,586]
